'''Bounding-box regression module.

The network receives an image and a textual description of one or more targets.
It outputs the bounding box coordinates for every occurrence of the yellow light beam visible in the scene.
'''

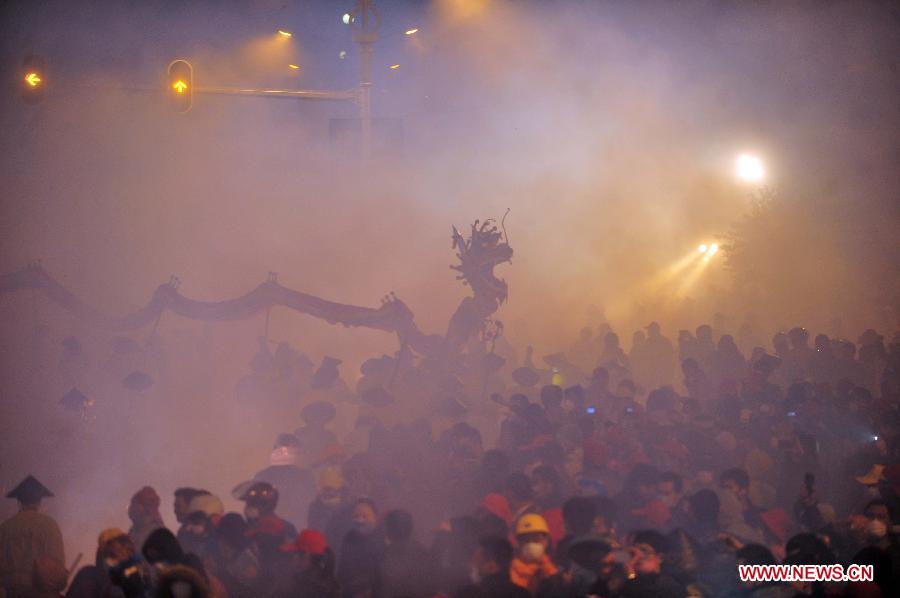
[25,72,41,86]
[389,64,400,69]
[405,28,419,35]
[173,80,188,93]
[277,29,293,38]
[288,64,300,70]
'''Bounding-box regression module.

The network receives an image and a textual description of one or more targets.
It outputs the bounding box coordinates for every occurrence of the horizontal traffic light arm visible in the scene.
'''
[195,86,357,101]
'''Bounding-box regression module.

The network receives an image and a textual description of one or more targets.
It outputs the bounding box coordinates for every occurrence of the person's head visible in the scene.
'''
[216,513,250,558]
[604,332,620,349]
[182,511,212,538]
[562,496,597,536]
[736,544,777,587]
[316,467,346,509]
[539,384,563,409]
[736,544,776,567]
[98,529,134,566]
[128,486,161,526]
[350,497,378,535]
[384,509,414,544]
[279,529,329,571]
[5,475,53,510]
[717,335,737,351]
[616,379,636,401]
[864,500,891,539]
[173,488,207,525]
[658,472,683,509]
[788,327,809,349]
[472,536,514,581]
[563,385,585,412]
[592,496,617,536]
[646,322,661,338]
[720,468,750,501]
[530,465,561,504]
[503,472,534,511]
[630,530,667,575]
[590,367,610,390]
[625,464,660,502]
[239,482,279,522]
[514,514,551,562]
[688,489,720,525]
[696,325,713,343]
[632,330,646,346]
[142,528,184,565]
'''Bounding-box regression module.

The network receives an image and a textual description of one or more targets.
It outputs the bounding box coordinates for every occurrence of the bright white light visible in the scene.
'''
[708,243,719,256]
[736,154,765,183]
[339,50,347,60]
[698,244,708,254]
[277,29,292,38]
[342,13,351,25]
[405,28,419,35]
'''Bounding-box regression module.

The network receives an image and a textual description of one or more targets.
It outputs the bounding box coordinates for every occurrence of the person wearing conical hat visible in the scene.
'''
[0,475,67,598]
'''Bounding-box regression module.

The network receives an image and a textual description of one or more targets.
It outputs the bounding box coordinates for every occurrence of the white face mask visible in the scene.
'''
[521,541,545,562]
[244,506,260,521]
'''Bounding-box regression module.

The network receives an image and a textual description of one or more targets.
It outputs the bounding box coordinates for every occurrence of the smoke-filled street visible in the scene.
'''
[1,1,899,597]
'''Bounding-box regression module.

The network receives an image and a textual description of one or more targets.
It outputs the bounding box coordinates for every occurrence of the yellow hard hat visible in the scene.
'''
[98,528,127,548]
[515,513,550,536]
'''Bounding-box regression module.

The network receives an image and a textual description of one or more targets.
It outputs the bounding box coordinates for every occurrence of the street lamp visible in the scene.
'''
[735,153,765,183]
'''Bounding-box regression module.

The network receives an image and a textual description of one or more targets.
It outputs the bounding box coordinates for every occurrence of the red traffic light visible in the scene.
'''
[167,59,193,113]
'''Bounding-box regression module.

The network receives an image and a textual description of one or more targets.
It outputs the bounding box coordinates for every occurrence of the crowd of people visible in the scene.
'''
[2,319,899,598]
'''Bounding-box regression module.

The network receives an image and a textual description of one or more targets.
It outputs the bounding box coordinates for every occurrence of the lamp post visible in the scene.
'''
[349,0,381,159]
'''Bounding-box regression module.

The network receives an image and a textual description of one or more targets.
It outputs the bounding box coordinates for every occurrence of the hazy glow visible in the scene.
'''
[707,243,719,256]
[172,80,187,93]
[736,153,765,182]
[288,64,300,70]
[698,244,708,253]
[24,72,41,87]
[389,64,400,69]
[405,28,419,35]
[277,29,292,38]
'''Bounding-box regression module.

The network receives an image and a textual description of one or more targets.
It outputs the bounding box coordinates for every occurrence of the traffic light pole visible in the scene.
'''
[194,86,357,101]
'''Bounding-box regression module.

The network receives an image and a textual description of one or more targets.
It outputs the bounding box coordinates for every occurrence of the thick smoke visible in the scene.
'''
[0,0,898,562]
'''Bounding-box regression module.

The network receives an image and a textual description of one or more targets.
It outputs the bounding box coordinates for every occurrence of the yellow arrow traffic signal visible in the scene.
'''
[22,55,45,104]
[167,59,193,113]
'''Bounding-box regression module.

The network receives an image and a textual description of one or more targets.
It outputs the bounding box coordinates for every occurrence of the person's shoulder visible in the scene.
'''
[1,510,59,531]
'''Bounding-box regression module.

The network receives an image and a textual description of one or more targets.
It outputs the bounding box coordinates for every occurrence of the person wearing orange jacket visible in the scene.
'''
[509,514,557,595]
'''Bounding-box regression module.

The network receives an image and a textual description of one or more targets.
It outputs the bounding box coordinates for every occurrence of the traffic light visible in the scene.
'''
[167,59,193,113]
[22,55,45,105]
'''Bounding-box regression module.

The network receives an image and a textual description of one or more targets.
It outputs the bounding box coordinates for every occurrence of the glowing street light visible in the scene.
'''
[389,64,400,70]
[342,13,352,25]
[288,64,300,70]
[704,243,719,260]
[24,72,41,87]
[405,28,419,35]
[277,29,293,38]
[698,244,708,254]
[735,153,765,183]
